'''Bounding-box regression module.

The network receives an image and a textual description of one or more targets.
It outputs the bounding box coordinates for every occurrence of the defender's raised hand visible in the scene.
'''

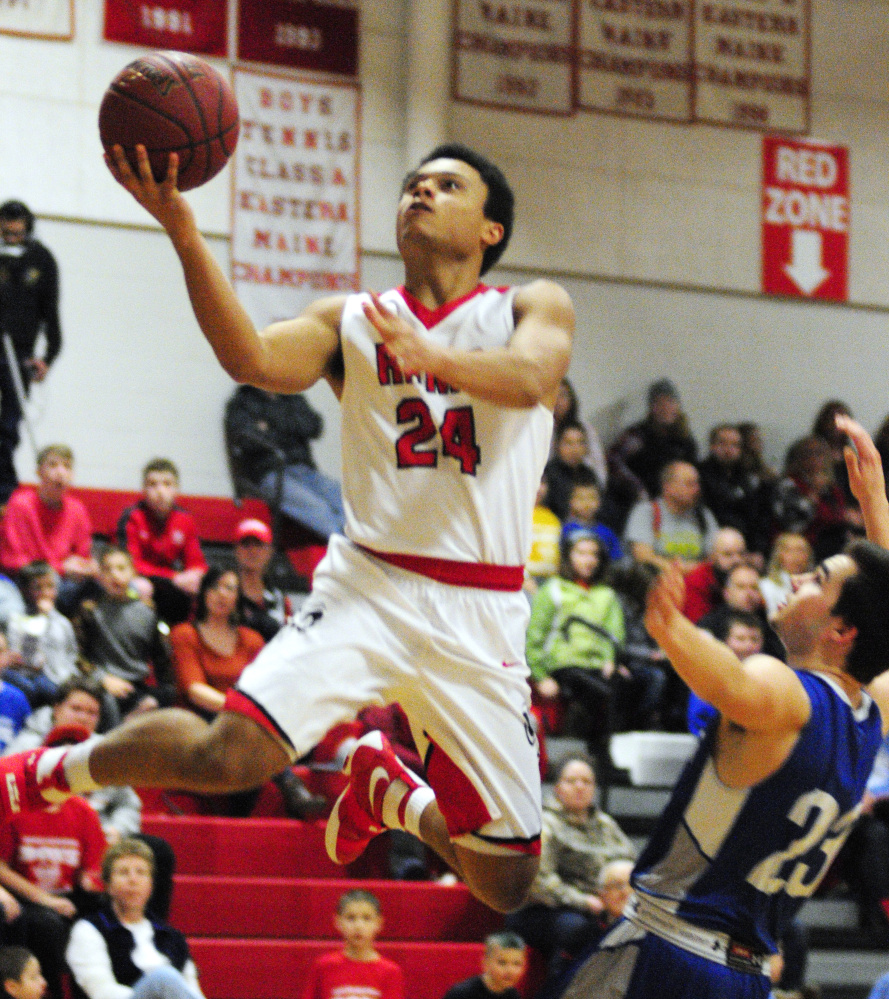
[837,414,889,549]
[644,562,686,643]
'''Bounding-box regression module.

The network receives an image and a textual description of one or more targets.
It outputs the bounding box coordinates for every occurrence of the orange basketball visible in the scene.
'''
[99,51,239,192]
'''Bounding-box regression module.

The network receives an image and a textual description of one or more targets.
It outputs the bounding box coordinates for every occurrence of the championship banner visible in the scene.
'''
[0,0,73,39]
[577,0,694,122]
[695,0,810,133]
[237,0,358,77]
[104,0,227,56]
[453,0,574,114]
[231,68,360,331]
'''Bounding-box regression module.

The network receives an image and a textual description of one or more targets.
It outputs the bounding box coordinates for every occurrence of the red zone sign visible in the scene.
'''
[762,136,849,301]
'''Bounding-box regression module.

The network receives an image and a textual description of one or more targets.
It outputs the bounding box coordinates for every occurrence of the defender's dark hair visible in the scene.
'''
[832,539,889,684]
[336,888,381,915]
[412,144,514,275]
[0,948,36,991]
[0,201,34,236]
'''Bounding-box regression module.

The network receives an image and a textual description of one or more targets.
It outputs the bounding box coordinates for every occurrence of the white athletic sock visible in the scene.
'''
[381,776,435,837]
[57,738,103,794]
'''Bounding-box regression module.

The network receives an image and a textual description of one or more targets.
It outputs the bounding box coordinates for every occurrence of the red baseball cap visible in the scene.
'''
[235,518,272,544]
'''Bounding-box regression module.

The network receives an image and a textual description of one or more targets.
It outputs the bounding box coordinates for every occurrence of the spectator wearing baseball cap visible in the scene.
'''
[604,377,699,533]
[233,518,292,642]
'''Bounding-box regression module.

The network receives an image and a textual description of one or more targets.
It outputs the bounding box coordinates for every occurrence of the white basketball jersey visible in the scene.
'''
[339,285,553,567]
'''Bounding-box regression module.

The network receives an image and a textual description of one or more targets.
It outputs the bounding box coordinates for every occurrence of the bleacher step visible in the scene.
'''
[170,875,501,941]
[809,948,889,991]
[188,938,485,999]
[142,815,343,878]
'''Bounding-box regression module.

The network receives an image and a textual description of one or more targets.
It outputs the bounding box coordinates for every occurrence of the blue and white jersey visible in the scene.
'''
[632,670,882,955]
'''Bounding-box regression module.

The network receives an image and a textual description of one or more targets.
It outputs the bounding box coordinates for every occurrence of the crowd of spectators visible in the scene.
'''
[525,377,880,763]
[0,374,886,998]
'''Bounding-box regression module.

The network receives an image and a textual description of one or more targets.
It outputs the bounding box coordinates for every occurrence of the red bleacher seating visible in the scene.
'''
[190,940,486,999]
[140,815,540,999]
[66,486,326,579]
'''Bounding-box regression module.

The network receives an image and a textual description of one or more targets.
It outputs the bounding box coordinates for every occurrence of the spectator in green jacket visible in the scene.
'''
[526,529,626,760]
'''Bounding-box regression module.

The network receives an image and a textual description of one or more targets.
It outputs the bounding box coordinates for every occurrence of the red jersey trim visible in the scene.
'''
[396,284,490,329]
[471,832,542,856]
[358,545,524,591]
[224,688,296,755]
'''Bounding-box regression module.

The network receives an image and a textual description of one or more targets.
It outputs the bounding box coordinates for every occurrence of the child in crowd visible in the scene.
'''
[687,609,764,736]
[116,459,207,626]
[442,932,527,999]
[526,478,561,595]
[301,889,404,999]
[0,948,47,999]
[560,481,623,561]
[0,769,105,999]
[526,529,627,765]
[4,561,80,709]
[76,546,176,723]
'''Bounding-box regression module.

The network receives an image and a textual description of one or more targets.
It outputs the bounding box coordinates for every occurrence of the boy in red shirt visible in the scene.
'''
[0,783,105,999]
[116,458,206,625]
[302,889,404,999]
[0,445,98,613]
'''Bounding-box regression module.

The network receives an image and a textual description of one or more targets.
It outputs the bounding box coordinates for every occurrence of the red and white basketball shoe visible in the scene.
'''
[0,746,74,817]
[325,730,425,865]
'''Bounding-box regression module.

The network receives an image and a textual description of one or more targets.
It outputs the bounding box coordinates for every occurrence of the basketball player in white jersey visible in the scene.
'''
[0,143,574,913]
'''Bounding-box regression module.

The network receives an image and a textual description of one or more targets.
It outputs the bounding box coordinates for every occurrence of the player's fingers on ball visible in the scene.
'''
[135,145,155,184]
[163,153,180,190]
[111,145,131,176]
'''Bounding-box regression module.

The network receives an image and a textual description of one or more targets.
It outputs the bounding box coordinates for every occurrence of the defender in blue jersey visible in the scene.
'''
[560,417,889,999]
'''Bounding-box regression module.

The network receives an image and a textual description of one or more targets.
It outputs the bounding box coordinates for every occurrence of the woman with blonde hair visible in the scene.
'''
[759,532,813,619]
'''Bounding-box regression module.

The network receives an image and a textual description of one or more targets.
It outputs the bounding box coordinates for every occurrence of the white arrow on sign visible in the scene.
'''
[784,229,830,295]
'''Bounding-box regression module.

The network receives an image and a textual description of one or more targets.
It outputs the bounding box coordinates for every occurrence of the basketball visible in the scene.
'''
[99,51,239,192]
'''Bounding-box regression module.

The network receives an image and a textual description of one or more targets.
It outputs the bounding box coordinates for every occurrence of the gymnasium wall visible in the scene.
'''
[2,0,889,495]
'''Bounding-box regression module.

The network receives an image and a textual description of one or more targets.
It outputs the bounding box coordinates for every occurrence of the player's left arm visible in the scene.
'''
[645,563,811,733]
[363,279,574,408]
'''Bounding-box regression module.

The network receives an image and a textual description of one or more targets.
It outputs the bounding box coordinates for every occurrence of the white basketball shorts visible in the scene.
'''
[229,535,542,855]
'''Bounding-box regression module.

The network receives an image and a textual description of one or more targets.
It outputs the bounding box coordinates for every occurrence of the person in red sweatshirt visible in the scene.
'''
[116,459,206,626]
[302,889,404,999]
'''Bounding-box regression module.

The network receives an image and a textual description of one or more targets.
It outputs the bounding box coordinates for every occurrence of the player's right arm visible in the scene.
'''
[106,146,343,393]
[645,563,810,733]
[837,415,889,550]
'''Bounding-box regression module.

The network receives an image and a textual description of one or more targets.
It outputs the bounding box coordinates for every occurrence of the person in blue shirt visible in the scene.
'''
[558,415,889,999]
[0,654,30,754]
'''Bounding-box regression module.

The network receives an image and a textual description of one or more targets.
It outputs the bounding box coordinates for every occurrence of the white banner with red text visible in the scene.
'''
[0,0,73,39]
[231,68,361,331]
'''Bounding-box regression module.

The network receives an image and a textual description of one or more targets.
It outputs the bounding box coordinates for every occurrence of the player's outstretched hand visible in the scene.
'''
[644,562,686,642]
[838,415,886,506]
[363,292,437,378]
[838,414,889,550]
[104,144,193,235]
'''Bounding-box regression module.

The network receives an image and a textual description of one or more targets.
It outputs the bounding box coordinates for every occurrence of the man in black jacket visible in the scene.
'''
[0,201,63,504]
[224,385,344,539]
